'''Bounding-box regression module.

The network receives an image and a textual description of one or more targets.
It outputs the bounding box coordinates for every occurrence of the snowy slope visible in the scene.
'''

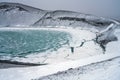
[0,2,120,80]
[0,2,47,27]
[37,29,120,80]
[33,10,113,30]
[0,2,117,30]
[0,50,120,80]
[38,56,120,80]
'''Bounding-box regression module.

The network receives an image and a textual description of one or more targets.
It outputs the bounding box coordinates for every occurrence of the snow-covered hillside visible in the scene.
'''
[0,2,120,80]
[0,2,118,30]
[37,56,120,80]
[0,2,47,27]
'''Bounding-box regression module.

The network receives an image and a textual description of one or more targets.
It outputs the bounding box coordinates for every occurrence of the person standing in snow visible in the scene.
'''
[70,47,74,53]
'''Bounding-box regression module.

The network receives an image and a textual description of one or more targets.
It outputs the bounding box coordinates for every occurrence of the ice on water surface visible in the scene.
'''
[0,29,72,57]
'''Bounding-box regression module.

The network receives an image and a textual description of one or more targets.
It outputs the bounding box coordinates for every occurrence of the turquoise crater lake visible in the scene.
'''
[0,29,72,57]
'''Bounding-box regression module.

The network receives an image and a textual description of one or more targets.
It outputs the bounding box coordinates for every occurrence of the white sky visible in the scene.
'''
[0,0,120,20]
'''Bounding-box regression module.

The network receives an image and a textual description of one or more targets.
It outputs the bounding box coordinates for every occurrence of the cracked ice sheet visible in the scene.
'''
[44,41,102,64]
[0,27,101,64]
[37,27,102,64]
[24,27,101,64]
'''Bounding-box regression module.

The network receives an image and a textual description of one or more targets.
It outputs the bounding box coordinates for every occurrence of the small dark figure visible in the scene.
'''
[80,41,84,47]
[70,47,74,53]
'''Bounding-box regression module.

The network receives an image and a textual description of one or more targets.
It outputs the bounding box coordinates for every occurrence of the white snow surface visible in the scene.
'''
[0,28,120,80]
[38,56,120,80]
[0,2,120,80]
[0,51,120,80]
